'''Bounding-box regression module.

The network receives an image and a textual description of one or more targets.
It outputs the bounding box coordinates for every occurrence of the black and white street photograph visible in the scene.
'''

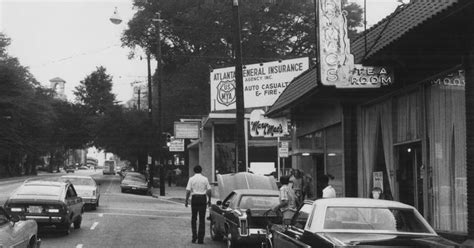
[1,0,474,247]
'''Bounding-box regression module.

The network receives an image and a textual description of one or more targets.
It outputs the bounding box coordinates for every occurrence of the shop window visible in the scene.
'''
[325,124,343,197]
[427,80,466,233]
[214,124,236,180]
[298,133,313,150]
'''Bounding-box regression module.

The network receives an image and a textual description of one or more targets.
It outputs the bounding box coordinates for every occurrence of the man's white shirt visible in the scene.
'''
[186,173,211,195]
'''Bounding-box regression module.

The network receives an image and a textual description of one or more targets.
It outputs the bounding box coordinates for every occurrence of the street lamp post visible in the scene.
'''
[232,0,246,172]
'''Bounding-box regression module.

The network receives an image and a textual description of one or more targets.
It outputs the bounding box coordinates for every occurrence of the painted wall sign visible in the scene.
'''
[249,109,289,138]
[318,0,354,86]
[210,57,309,111]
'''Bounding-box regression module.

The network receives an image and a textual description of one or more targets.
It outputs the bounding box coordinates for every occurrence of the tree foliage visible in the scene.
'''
[121,0,363,132]
[74,66,116,115]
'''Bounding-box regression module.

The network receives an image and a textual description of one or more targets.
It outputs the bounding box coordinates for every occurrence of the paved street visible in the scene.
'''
[0,170,228,248]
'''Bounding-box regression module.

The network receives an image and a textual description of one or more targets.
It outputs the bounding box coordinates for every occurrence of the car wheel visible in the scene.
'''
[74,215,82,229]
[121,188,125,193]
[210,218,223,241]
[26,236,38,248]
[57,222,71,235]
[226,231,238,248]
[91,204,97,210]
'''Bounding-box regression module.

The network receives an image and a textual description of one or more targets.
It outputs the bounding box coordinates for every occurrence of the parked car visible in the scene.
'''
[64,165,75,173]
[209,172,280,248]
[60,175,100,210]
[0,206,40,247]
[267,198,461,248]
[4,180,84,235]
[120,172,148,195]
[77,165,88,170]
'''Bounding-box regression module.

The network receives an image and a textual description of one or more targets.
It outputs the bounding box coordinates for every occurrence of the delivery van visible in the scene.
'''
[103,160,116,175]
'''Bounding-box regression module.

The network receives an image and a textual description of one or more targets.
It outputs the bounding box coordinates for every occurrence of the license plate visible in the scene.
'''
[28,206,42,214]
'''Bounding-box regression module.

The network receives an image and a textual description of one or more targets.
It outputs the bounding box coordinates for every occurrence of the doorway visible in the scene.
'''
[397,142,423,213]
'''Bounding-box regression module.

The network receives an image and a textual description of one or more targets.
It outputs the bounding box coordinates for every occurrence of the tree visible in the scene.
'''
[74,66,116,115]
[122,0,364,132]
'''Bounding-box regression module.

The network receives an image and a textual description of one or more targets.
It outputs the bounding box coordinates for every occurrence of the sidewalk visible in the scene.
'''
[150,185,219,204]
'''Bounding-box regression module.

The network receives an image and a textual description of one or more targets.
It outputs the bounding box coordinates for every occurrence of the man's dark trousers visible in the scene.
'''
[191,194,207,242]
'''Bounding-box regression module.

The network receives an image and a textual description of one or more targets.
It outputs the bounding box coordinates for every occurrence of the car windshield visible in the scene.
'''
[238,195,279,210]
[16,185,62,196]
[63,177,95,186]
[323,207,432,234]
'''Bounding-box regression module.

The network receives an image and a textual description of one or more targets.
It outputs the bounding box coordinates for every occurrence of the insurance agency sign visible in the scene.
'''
[210,57,309,111]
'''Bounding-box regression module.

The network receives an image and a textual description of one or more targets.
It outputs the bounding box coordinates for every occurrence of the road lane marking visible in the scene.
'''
[100,212,189,219]
[98,213,103,217]
[90,222,99,230]
[76,245,83,248]
[97,207,189,213]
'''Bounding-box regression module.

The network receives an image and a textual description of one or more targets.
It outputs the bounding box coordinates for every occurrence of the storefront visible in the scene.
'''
[358,69,467,233]
[266,0,473,238]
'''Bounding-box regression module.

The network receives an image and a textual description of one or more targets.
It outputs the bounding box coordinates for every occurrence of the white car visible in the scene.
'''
[61,175,100,210]
[0,206,40,247]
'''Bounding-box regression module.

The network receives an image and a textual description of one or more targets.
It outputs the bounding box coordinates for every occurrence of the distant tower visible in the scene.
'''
[49,77,67,100]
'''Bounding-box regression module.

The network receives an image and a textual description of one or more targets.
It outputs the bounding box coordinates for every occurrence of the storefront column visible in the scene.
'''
[342,104,358,197]
[464,22,474,246]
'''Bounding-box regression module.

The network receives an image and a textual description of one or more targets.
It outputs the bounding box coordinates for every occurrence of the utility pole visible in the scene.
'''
[153,12,165,196]
[137,88,141,110]
[146,53,154,189]
[232,0,246,172]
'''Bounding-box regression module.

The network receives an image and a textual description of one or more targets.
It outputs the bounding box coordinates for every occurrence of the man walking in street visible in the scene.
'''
[185,165,211,244]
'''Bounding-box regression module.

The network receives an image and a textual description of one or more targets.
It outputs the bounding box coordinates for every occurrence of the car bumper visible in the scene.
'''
[24,215,66,224]
[121,186,148,192]
[81,196,99,205]
[236,228,267,243]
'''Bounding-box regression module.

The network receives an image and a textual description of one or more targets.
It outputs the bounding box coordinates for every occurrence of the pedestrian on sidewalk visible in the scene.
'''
[185,165,211,244]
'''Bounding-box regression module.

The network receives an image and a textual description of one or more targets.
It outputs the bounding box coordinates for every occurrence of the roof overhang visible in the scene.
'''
[203,112,251,128]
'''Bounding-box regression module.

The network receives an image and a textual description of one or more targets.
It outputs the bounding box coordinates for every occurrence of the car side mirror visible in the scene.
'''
[216,200,222,206]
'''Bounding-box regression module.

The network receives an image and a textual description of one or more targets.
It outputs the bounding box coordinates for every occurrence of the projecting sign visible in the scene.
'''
[210,57,309,111]
[318,0,394,88]
[174,122,200,139]
[169,139,184,152]
[249,109,289,138]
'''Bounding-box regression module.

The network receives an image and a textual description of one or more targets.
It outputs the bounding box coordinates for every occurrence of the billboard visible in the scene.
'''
[174,122,200,139]
[210,57,309,111]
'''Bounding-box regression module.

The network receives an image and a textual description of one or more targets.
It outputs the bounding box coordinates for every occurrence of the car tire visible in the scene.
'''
[91,204,97,210]
[74,215,82,229]
[27,236,38,248]
[57,221,71,235]
[210,218,223,241]
[226,231,238,248]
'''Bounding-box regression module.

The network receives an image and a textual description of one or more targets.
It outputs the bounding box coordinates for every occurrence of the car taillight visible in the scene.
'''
[92,190,96,196]
[45,205,62,213]
[240,219,248,236]
[46,208,60,213]
[10,207,24,213]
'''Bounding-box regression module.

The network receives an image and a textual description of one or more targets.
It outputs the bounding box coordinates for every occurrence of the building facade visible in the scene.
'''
[267,0,473,240]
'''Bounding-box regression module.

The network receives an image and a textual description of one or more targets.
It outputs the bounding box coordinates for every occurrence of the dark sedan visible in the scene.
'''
[120,172,149,195]
[209,172,280,248]
[268,198,461,248]
[4,180,84,235]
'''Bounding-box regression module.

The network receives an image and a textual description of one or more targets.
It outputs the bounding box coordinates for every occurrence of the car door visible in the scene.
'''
[214,192,237,233]
[65,185,82,220]
[273,203,313,248]
[0,208,28,247]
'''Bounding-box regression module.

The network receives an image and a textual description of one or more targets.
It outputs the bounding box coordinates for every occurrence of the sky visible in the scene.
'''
[0,0,399,104]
